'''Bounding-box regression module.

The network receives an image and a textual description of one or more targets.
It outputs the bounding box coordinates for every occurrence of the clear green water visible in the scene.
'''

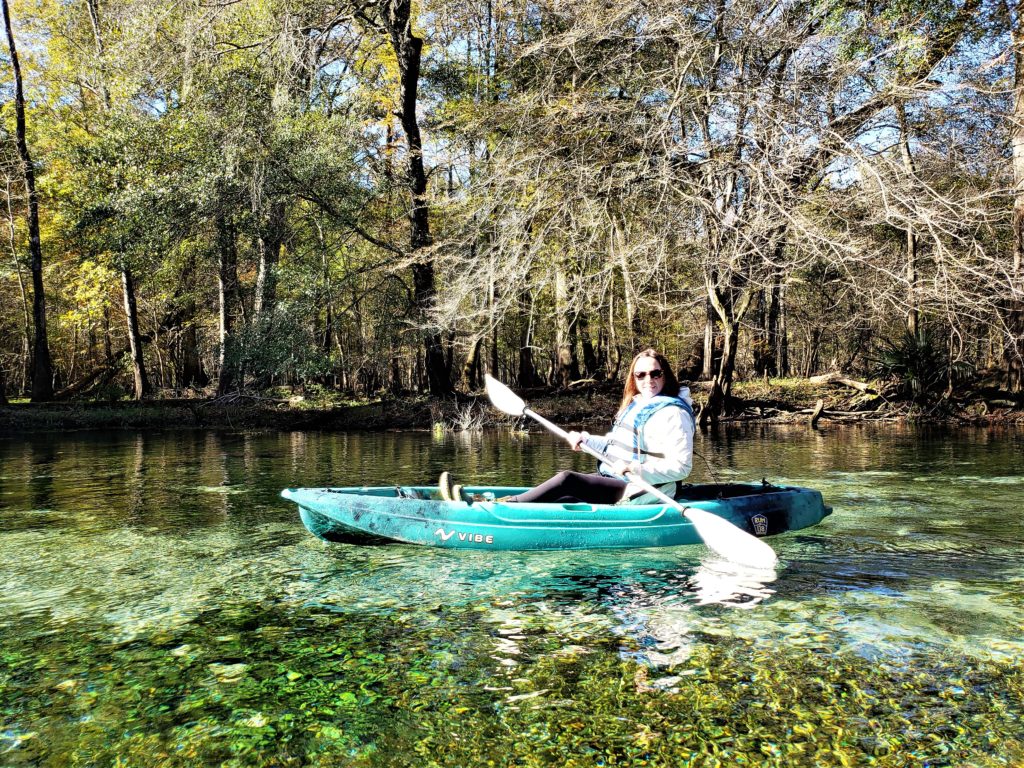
[1,425,1022,767]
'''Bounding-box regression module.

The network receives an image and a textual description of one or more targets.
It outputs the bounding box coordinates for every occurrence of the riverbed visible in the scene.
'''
[1,425,1022,766]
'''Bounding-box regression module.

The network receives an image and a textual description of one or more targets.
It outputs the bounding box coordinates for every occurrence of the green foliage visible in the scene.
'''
[872,328,973,403]
[0,0,1019,401]
[224,304,335,388]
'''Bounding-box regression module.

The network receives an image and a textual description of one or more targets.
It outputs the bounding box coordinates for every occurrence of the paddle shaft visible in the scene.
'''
[499,382,777,567]
[523,407,687,511]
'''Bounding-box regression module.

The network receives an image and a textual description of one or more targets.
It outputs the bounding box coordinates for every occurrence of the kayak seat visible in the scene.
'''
[673,483,786,502]
[395,486,429,500]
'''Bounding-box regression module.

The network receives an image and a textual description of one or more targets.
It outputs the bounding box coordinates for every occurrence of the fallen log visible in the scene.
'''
[810,399,825,429]
[732,398,804,413]
[197,392,290,408]
[732,407,896,423]
[797,409,900,422]
[808,372,877,394]
[54,349,130,400]
[986,399,1021,409]
[798,409,893,417]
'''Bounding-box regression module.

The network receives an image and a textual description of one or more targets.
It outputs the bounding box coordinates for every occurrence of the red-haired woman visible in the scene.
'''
[477,349,694,505]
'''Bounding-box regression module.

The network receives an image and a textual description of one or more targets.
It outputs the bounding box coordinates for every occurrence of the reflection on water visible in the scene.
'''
[688,558,778,607]
[1,425,1023,765]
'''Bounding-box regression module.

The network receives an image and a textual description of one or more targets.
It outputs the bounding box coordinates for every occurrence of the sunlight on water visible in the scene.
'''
[1,427,1022,656]
[0,425,1022,766]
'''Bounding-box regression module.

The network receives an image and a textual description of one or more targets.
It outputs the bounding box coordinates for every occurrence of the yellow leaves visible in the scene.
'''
[830,746,856,767]
[631,723,661,748]
[791,722,815,737]
[58,259,118,331]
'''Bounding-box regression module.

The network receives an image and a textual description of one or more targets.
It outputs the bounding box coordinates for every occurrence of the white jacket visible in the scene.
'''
[583,388,695,501]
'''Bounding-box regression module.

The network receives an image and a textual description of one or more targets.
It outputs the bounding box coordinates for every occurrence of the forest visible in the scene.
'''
[2,0,1023,421]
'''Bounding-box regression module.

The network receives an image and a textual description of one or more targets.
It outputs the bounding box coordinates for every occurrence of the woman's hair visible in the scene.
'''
[617,348,680,414]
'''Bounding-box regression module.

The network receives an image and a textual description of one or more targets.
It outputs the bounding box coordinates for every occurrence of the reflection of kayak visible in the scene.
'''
[281,482,832,551]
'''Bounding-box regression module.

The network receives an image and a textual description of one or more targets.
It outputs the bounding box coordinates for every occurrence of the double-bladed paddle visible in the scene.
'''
[484,374,778,569]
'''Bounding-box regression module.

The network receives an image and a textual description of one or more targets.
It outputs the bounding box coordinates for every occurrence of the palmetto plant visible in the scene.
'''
[872,330,973,403]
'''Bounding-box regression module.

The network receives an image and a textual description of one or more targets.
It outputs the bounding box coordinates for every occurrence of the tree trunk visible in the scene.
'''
[606,284,617,381]
[611,218,641,349]
[578,311,599,377]
[702,299,715,380]
[166,256,206,390]
[897,102,921,338]
[103,305,113,361]
[179,321,206,389]
[318,232,338,380]
[390,356,403,394]
[489,286,499,379]
[753,288,769,377]
[462,336,483,390]
[217,216,239,395]
[805,327,822,377]
[4,0,53,401]
[383,0,452,395]
[568,315,582,381]
[765,281,782,377]
[1010,0,1024,391]
[553,264,573,387]
[518,292,540,387]
[702,274,754,425]
[5,180,31,394]
[253,200,286,326]
[68,325,79,384]
[0,365,7,405]
[152,325,165,390]
[444,329,455,381]
[704,316,741,425]
[777,282,789,377]
[121,267,150,399]
[753,259,784,379]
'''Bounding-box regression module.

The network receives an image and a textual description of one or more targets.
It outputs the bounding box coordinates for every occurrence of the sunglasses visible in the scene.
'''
[633,369,664,381]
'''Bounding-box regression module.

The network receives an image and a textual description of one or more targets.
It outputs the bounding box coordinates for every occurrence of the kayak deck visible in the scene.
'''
[282,482,832,551]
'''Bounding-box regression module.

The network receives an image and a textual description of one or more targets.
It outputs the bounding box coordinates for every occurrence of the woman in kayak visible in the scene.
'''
[440,348,695,504]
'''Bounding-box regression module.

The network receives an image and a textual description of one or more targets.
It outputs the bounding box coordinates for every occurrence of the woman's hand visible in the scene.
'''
[612,460,644,478]
[566,431,589,451]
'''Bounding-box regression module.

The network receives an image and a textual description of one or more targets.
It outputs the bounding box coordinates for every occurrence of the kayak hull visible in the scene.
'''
[281,483,831,551]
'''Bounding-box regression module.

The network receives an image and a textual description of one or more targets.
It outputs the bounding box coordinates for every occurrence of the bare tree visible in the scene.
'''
[1009,0,1024,390]
[432,0,994,412]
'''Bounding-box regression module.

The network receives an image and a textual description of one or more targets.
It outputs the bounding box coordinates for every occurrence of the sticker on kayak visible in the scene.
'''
[435,528,494,545]
[750,514,769,537]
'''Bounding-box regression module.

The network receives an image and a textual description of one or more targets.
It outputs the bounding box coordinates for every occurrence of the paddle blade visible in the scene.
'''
[484,374,526,417]
[684,508,779,570]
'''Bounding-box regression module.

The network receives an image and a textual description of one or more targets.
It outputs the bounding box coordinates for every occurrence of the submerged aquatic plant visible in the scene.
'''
[2,599,1023,768]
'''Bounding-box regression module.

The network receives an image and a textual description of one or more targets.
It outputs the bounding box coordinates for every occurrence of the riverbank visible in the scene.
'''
[1,378,1022,433]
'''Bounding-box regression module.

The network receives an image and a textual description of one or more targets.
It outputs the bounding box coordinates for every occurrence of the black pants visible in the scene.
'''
[506,471,627,504]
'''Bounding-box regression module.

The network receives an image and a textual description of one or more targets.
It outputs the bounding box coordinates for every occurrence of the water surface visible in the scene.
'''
[1,425,1022,766]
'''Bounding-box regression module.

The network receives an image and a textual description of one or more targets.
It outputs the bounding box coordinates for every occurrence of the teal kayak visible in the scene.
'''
[281,482,831,551]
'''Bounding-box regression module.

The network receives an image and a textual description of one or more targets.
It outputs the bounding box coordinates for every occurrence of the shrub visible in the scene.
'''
[871,329,973,403]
